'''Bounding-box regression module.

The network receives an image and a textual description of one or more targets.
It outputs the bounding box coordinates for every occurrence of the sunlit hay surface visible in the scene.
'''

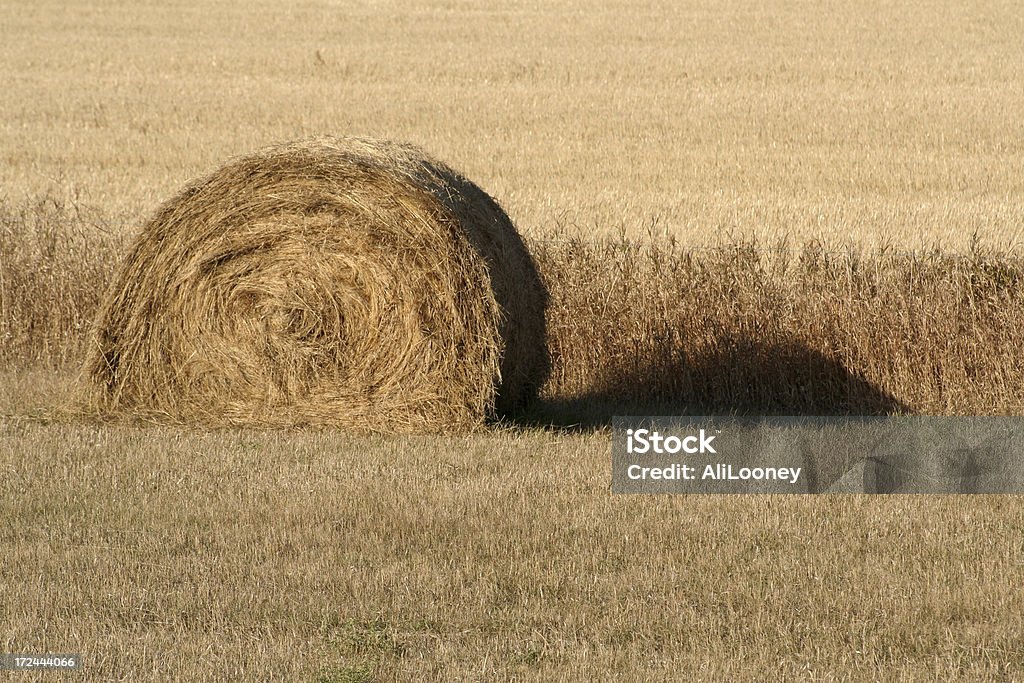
[81,137,548,431]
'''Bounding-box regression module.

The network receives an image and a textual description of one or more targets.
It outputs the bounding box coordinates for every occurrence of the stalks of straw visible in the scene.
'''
[83,137,549,431]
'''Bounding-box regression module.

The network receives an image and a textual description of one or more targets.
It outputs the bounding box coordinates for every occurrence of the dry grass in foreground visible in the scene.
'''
[2,421,1023,681]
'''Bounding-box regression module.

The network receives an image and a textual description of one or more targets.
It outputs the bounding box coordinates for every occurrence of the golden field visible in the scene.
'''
[3,0,1023,247]
[2,1,1024,680]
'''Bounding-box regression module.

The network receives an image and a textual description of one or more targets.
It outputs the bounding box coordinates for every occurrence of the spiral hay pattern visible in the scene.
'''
[83,137,548,430]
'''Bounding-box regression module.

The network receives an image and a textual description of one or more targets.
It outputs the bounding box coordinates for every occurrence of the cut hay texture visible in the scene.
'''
[83,137,548,431]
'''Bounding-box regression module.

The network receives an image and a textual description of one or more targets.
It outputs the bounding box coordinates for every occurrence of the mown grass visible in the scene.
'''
[3,1,1022,248]
[2,421,1022,680]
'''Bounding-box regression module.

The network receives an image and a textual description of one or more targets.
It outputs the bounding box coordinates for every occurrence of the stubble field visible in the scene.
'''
[2,1,1024,680]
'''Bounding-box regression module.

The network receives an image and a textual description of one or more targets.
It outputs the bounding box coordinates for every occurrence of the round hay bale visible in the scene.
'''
[83,137,549,431]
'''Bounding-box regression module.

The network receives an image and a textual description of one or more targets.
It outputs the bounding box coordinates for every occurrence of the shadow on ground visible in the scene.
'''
[511,337,915,492]
[519,337,911,431]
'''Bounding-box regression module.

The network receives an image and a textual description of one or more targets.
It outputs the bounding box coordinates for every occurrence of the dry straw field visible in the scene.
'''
[3,0,1024,680]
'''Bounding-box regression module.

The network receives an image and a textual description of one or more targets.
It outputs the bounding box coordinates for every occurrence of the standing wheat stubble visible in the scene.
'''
[82,137,549,431]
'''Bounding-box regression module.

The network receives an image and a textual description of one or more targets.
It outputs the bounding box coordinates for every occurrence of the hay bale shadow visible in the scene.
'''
[519,336,911,491]
[524,337,911,430]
